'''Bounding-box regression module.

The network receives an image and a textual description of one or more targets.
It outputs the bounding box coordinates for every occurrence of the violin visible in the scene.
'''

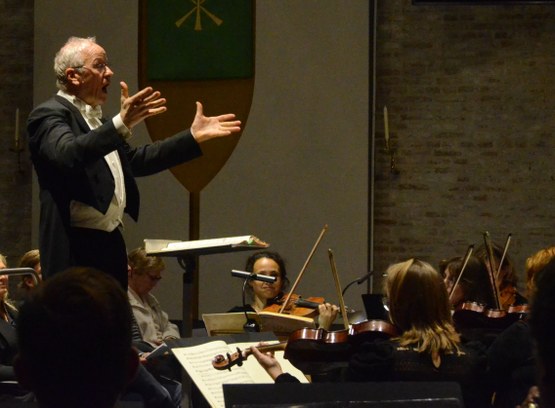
[451,233,529,333]
[212,342,286,371]
[263,293,326,318]
[349,319,398,344]
[453,301,526,331]
[211,320,400,373]
[212,249,400,375]
[286,319,398,355]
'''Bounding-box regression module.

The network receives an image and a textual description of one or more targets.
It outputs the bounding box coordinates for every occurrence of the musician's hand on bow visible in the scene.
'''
[317,302,340,331]
[190,101,241,143]
[120,81,167,129]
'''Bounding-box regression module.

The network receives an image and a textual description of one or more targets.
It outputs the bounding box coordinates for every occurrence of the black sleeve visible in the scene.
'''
[346,339,395,382]
[275,373,301,383]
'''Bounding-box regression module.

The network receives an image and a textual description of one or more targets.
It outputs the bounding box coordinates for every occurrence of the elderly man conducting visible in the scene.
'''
[28,36,241,288]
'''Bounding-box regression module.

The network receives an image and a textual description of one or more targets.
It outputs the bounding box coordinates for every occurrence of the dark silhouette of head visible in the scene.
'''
[529,257,555,408]
[15,267,138,408]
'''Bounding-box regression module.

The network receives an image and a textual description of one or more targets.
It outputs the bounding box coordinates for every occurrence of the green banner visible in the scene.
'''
[147,0,254,80]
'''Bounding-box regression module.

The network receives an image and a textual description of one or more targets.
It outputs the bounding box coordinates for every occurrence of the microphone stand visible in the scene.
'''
[342,270,374,297]
[231,270,277,333]
[242,278,259,332]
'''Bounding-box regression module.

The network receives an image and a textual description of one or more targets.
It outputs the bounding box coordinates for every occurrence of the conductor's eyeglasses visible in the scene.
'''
[73,62,110,74]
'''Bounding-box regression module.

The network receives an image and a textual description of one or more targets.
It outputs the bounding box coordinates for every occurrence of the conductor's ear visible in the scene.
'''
[64,67,82,86]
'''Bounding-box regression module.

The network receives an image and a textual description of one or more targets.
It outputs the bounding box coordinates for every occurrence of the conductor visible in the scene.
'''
[27,36,241,288]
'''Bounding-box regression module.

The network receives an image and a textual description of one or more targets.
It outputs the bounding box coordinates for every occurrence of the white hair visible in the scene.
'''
[53,36,97,91]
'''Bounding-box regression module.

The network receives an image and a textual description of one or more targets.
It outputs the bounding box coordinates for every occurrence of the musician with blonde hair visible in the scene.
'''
[252,258,492,407]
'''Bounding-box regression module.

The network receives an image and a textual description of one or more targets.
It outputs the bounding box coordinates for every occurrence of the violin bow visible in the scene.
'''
[483,231,502,310]
[448,244,474,301]
[278,224,328,314]
[495,233,512,282]
[328,248,350,330]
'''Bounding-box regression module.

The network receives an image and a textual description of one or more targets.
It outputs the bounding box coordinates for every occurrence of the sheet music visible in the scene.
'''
[172,340,307,408]
[144,235,269,256]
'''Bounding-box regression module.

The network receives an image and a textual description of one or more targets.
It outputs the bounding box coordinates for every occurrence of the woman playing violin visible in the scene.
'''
[440,255,496,310]
[440,255,503,346]
[228,251,339,330]
[250,258,491,408]
[475,242,527,310]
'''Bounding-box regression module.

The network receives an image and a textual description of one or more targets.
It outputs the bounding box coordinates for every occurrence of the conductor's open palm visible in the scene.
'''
[190,102,241,143]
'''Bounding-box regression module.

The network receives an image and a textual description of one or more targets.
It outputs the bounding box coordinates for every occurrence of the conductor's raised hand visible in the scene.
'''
[190,102,241,143]
[120,81,167,129]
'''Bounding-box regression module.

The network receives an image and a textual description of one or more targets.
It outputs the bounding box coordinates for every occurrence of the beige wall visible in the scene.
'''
[33,1,370,319]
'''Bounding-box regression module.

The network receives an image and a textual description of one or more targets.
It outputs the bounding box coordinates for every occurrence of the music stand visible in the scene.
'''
[223,382,464,408]
[144,235,268,338]
[361,293,389,321]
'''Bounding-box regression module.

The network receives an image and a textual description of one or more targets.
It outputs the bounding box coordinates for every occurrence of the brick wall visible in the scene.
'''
[0,0,33,266]
[1,1,555,292]
[374,0,555,291]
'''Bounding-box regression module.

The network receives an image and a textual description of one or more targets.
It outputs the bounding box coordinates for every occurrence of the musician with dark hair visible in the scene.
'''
[251,258,492,408]
[228,250,338,331]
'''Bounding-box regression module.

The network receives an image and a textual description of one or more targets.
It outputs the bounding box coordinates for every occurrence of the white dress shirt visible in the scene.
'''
[57,90,129,232]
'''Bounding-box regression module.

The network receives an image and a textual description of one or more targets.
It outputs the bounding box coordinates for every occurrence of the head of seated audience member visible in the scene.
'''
[529,257,555,408]
[17,249,42,295]
[127,247,165,297]
[244,250,290,312]
[385,258,461,365]
[525,245,555,301]
[0,253,18,319]
[439,255,496,309]
[14,267,139,408]
[0,253,7,300]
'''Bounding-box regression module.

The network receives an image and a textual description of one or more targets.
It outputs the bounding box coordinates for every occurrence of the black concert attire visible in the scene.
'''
[227,305,256,313]
[487,320,537,408]
[347,339,492,407]
[0,306,18,383]
[27,95,202,287]
[275,338,492,408]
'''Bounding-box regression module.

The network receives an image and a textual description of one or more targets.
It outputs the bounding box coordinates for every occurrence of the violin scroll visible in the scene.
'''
[212,347,246,371]
[212,342,287,371]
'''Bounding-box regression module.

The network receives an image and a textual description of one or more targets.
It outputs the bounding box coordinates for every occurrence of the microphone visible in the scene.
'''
[231,270,277,283]
[233,272,263,333]
[342,271,374,296]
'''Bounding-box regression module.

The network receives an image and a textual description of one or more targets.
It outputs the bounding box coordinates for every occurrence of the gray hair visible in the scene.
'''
[54,36,97,91]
